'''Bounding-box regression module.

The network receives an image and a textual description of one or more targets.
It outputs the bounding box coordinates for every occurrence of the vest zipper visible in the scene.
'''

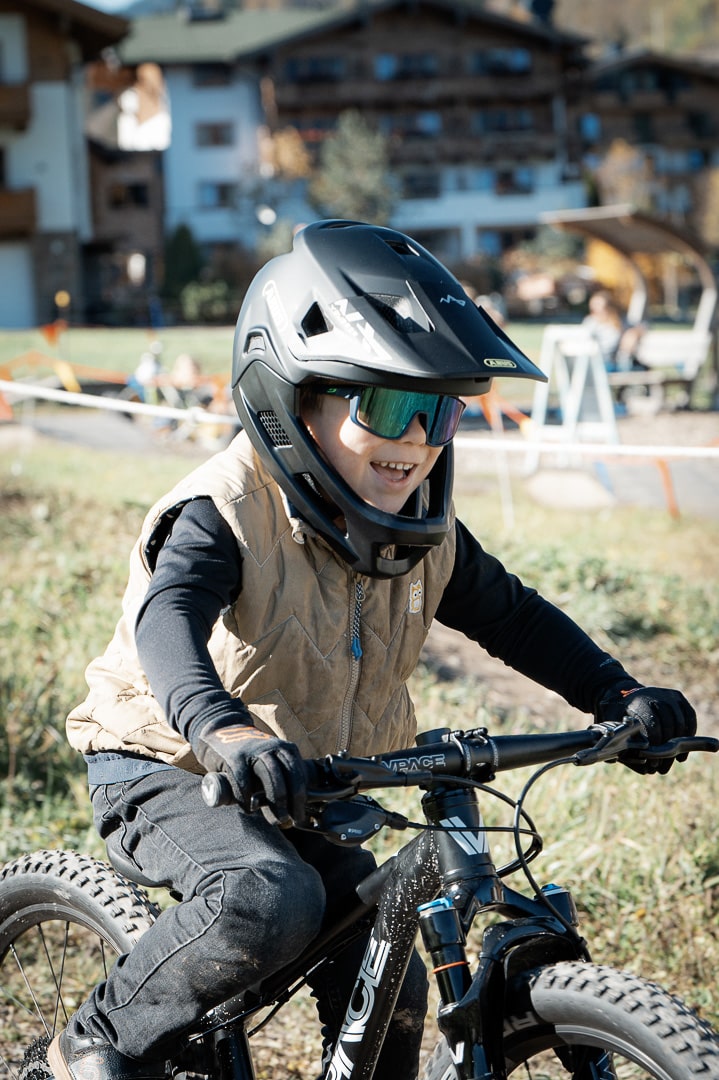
[337,577,365,753]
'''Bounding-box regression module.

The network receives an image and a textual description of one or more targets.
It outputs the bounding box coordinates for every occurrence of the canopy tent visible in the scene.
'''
[540,204,718,401]
[541,203,717,332]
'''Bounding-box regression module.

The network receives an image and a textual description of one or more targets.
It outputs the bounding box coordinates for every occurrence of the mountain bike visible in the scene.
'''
[1,718,718,1079]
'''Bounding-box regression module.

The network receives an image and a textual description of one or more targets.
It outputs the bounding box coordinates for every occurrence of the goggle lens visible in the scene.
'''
[325,386,465,447]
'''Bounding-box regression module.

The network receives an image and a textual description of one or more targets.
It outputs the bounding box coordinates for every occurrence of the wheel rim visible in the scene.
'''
[508,1035,673,1078]
[0,906,121,1079]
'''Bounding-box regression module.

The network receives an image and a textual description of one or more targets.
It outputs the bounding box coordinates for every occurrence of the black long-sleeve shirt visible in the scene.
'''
[130,499,633,756]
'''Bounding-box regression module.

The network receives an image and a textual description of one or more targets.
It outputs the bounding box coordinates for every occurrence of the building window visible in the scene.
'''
[688,111,714,139]
[401,171,441,198]
[633,112,655,142]
[468,48,532,77]
[197,181,236,209]
[378,111,441,138]
[374,52,438,81]
[495,167,534,195]
[108,182,149,209]
[284,56,347,82]
[192,63,232,87]
[476,230,502,257]
[196,122,234,147]
[579,112,602,143]
[472,107,533,133]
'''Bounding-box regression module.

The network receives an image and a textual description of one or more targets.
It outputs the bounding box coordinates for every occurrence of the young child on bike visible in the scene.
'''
[52,220,696,1080]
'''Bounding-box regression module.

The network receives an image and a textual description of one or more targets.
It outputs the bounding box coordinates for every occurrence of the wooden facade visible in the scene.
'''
[267,5,586,185]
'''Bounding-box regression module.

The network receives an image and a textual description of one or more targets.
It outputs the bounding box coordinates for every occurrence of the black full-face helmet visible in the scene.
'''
[232,220,544,579]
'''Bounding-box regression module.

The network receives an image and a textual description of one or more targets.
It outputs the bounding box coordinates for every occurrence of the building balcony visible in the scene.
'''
[385,130,561,165]
[0,188,37,237]
[0,83,31,130]
[273,74,560,112]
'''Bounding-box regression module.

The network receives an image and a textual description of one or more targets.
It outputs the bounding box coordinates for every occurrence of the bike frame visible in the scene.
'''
[177,778,591,1080]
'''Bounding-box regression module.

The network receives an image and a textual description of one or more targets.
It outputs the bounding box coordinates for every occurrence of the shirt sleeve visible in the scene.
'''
[135,497,253,745]
[436,519,638,715]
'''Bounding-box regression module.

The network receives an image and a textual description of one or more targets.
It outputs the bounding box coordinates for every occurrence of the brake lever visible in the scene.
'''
[574,719,646,766]
[623,735,719,761]
[575,732,719,768]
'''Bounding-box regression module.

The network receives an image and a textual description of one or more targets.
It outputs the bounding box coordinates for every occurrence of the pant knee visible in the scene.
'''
[213,860,324,964]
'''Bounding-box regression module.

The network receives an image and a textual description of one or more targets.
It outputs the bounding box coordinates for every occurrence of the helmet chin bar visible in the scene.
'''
[296,448,453,579]
[284,431,452,579]
[235,378,454,580]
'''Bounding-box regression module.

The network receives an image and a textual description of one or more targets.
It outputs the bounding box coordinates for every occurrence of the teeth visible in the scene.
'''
[378,461,413,471]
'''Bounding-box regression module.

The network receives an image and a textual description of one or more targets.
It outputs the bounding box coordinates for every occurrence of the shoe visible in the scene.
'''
[48,1028,166,1080]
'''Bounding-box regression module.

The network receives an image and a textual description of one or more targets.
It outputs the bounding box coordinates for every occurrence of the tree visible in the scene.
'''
[268,126,312,181]
[162,223,204,303]
[308,110,397,225]
[593,139,654,210]
[694,167,719,249]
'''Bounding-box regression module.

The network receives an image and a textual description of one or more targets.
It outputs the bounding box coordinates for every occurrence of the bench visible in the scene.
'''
[606,329,712,412]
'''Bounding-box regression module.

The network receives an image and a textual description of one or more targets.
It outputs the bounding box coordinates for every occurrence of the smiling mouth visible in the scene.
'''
[373,460,415,480]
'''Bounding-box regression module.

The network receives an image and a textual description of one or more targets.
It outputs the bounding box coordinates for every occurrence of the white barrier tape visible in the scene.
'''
[0,379,237,426]
[454,435,719,461]
[1,379,718,460]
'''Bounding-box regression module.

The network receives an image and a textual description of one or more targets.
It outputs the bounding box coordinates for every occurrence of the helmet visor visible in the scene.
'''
[325,386,465,447]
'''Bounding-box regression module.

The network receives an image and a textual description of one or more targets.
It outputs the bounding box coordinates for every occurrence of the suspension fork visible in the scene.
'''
[419,784,598,1080]
[322,832,442,1080]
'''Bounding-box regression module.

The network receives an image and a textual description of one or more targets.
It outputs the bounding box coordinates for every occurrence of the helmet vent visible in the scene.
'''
[244,333,266,355]
[301,302,330,339]
[258,410,292,448]
[367,292,432,334]
[383,237,418,257]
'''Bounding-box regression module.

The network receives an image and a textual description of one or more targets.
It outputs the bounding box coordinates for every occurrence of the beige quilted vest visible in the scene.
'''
[66,432,456,768]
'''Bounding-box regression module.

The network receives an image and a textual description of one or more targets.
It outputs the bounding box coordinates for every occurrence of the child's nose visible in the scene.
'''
[402,413,428,444]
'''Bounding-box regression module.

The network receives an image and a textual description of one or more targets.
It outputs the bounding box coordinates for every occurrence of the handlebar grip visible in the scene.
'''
[201,772,235,807]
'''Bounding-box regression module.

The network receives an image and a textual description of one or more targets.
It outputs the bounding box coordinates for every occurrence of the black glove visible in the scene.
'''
[594,685,697,774]
[194,717,307,826]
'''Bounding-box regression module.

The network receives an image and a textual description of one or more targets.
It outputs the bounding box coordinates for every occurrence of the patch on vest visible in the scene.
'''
[408,579,423,615]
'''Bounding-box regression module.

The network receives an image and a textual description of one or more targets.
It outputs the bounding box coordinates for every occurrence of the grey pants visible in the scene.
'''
[74,768,428,1078]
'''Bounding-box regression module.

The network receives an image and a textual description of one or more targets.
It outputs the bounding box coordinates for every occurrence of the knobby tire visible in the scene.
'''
[0,850,157,1080]
[421,960,719,1079]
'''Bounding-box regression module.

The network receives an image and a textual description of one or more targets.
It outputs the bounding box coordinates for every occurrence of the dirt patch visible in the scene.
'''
[421,621,571,726]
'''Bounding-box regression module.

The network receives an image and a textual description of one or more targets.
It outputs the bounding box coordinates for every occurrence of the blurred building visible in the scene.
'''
[573,49,719,230]
[119,0,590,264]
[0,0,127,327]
[3,0,719,327]
[84,60,169,323]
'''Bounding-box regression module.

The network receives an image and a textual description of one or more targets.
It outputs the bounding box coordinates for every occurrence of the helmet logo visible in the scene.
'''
[408,579,423,615]
[263,280,289,332]
[439,294,466,306]
[485,358,518,369]
[330,298,391,361]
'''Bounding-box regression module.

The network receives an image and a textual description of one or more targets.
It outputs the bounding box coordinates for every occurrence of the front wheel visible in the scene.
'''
[0,850,158,1080]
[422,961,719,1079]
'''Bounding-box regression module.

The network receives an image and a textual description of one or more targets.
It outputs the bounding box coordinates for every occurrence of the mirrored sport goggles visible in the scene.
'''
[323,385,466,447]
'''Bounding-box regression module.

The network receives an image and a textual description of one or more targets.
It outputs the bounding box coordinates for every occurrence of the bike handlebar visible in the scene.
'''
[200,724,719,809]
